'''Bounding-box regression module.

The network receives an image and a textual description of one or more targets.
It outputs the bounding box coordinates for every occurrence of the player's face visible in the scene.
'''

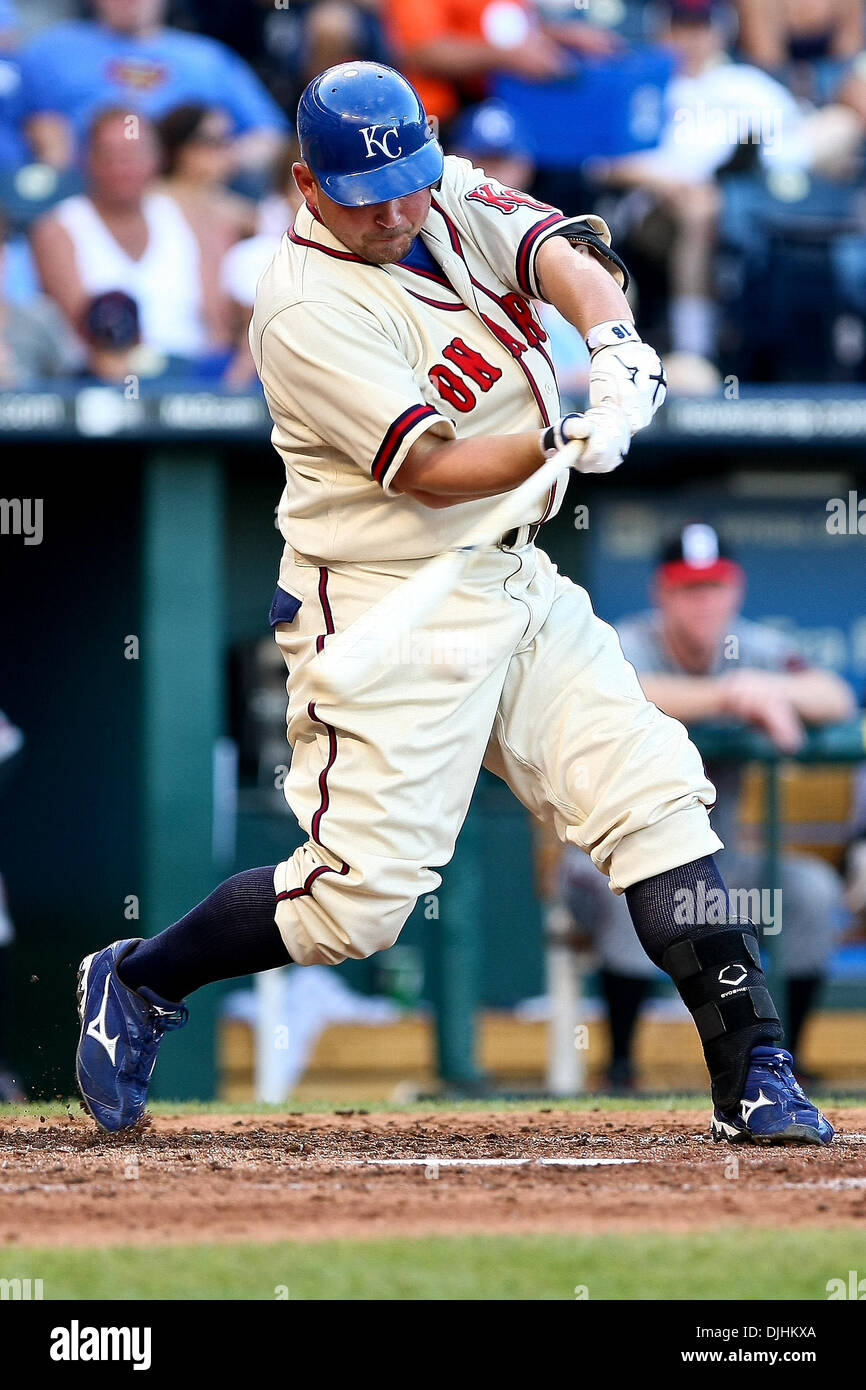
[293,162,432,264]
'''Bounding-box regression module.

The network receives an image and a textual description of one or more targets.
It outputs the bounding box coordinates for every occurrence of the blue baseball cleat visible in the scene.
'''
[76,939,188,1133]
[711,1045,834,1145]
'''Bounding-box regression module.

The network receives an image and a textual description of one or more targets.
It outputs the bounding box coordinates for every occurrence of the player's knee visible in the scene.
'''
[274,856,424,965]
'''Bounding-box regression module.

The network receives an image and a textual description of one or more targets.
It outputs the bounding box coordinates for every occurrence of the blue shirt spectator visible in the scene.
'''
[17,0,288,172]
[0,1,25,173]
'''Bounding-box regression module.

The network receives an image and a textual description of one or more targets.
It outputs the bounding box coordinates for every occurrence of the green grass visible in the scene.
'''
[3,1229,865,1300]
[2,1094,863,1121]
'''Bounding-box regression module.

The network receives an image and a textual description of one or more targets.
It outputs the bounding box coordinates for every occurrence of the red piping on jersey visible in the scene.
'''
[314,565,334,653]
[405,289,466,311]
[276,857,350,903]
[275,565,351,900]
[397,259,456,291]
[372,403,440,486]
[288,225,369,264]
[309,696,339,843]
[515,213,566,296]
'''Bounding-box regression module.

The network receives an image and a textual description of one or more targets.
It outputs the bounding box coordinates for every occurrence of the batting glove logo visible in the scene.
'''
[360,125,403,160]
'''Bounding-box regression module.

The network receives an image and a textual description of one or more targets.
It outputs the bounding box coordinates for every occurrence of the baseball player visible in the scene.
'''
[76,62,832,1145]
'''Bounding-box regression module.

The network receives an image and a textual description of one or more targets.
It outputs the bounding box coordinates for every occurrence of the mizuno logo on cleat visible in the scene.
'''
[713,1119,741,1138]
[739,1089,775,1123]
[85,974,120,1065]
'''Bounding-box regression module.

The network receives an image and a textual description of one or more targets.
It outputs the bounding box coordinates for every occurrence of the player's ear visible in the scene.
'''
[292,160,317,206]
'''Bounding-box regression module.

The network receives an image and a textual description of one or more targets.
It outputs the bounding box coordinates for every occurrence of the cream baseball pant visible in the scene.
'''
[272,543,723,966]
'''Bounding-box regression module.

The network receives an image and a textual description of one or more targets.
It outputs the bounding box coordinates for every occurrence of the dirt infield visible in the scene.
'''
[1,1107,865,1247]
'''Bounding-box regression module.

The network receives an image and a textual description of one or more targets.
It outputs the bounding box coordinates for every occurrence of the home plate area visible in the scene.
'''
[1,1107,863,1247]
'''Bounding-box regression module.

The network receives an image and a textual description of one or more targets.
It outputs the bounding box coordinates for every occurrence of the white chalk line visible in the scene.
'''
[353,1157,642,1168]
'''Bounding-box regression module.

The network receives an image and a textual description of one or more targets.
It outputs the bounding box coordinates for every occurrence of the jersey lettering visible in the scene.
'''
[482,315,525,358]
[502,293,547,349]
[429,365,476,412]
[441,338,502,391]
[465,183,554,216]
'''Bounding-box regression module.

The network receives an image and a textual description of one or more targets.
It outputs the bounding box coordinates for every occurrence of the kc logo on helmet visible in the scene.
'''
[360,125,403,159]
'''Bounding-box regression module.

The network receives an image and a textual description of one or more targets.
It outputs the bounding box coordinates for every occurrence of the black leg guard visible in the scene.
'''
[661,923,782,1112]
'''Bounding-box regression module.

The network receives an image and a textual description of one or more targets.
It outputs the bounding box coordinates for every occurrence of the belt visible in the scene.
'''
[500,522,541,550]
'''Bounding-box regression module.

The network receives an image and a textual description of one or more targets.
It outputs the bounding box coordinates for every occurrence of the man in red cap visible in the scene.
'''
[559,522,856,1090]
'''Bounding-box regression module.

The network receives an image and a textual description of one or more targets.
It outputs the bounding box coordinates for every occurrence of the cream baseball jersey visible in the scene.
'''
[250,155,623,564]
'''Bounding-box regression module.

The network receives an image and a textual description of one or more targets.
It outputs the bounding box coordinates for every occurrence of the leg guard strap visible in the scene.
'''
[661,924,782,1111]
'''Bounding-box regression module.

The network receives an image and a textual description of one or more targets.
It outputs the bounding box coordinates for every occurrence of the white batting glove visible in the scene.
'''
[542,403,631,474]
[585,320,667,433]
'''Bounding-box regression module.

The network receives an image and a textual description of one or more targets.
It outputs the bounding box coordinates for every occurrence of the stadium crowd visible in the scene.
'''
[0,0,864,390]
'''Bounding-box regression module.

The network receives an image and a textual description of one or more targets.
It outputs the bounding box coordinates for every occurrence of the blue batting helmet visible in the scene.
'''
[297,62,444,207]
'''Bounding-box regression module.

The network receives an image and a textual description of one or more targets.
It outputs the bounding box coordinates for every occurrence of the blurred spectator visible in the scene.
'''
[845,764,866,930]
[384,0,620,127]
[737,0,866,112]
[16,0,289,174]
[0,707,24,1103]
[557,522,856,1089]
[78,288,146,383]
[157,103,258,262]
[597,0,863,369]
[0,0,29,172]
[449,98,590,397]
[0,211,81,382]
[182,0,390,111]
[30,108,228,367]
[219,139,304,388]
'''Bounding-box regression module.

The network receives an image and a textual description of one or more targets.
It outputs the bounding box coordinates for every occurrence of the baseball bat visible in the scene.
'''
[309,438,584,698]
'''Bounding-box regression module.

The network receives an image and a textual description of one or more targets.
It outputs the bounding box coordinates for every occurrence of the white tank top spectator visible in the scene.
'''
[30,107,229,369]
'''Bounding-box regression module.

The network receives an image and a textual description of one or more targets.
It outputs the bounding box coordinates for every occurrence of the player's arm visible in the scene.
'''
[393,427,546,503]
[534,235,667,443]
[535,236,633,336]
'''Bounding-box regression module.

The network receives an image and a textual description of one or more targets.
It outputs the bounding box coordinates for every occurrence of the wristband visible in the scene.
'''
[541,413,581,457]
[585,320,641,354]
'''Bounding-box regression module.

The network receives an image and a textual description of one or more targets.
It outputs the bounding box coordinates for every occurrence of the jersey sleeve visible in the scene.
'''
[443,157,625,301]
[256,300,455,494]
[614,614,666,674]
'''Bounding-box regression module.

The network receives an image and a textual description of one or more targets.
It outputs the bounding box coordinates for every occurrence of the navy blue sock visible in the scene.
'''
[117,866,289,1002]
[624,855,730,966]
